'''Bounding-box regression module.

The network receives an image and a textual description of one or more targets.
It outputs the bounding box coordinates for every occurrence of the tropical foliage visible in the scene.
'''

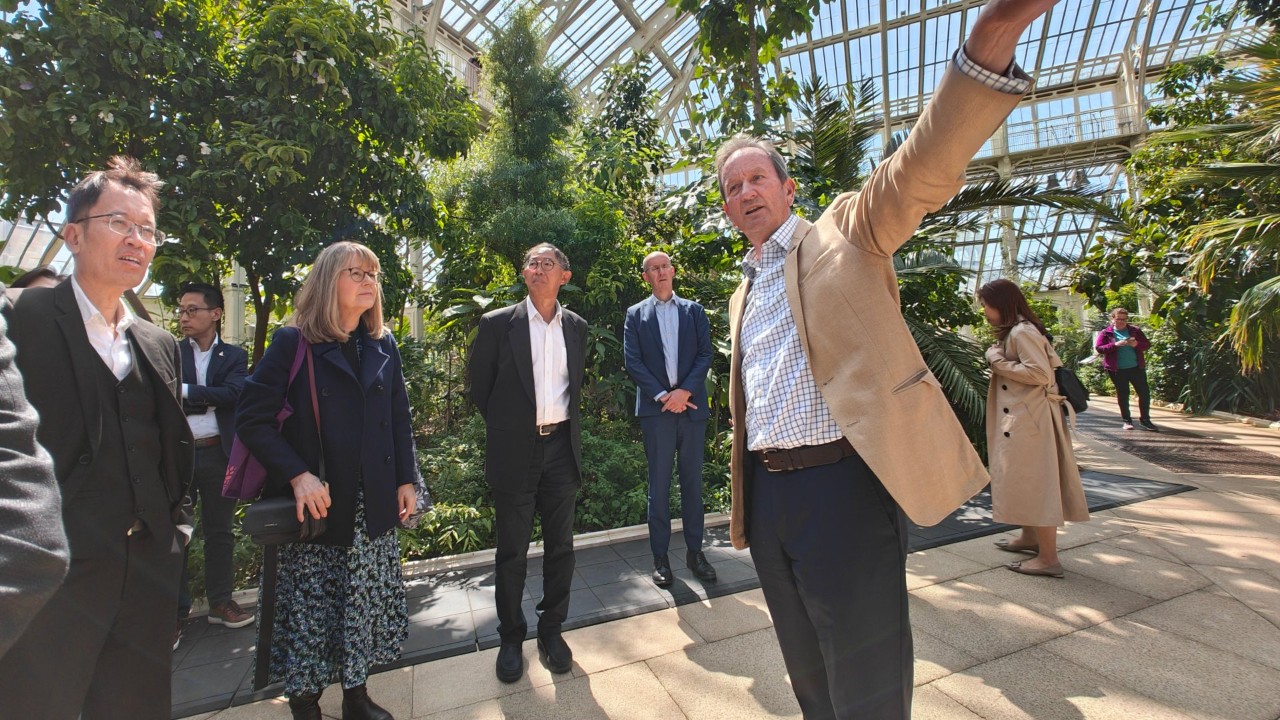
[0,0,479,359]
[1075,14,1280,417]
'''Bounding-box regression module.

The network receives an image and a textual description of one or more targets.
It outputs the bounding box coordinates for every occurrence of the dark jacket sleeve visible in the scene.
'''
[469,314,499,421]
[386,334,416,488]
[0,290,69,658]
[186,345,248,409]
[235,327,310,487]
[623,304,668,402]
[680,303,713,396]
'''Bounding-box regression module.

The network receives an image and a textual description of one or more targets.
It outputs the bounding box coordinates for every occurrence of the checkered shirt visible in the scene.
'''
[738,50,1028,452]
[740,215,846,451]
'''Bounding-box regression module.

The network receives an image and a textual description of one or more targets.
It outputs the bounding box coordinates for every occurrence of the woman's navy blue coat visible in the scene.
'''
[235,326,415,546]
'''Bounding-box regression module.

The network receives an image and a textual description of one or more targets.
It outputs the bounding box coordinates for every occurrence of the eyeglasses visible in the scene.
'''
[176,306,213,318]
[645,263,673,273]
[72,213,167,246]
[525,258,559,271]
[342,267,380,283]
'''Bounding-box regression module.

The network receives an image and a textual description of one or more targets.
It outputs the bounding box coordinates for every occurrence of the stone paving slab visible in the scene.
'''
[170,471,1192,718]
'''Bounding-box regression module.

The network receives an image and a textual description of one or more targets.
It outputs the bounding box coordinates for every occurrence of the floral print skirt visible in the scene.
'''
[261,490,408,695]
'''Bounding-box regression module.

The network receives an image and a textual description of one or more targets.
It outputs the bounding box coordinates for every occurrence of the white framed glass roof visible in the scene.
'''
[3,0,1268,293]
[387,0,1264,289]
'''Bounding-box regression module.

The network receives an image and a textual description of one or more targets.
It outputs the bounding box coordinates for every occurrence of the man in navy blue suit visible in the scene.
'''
[623,251,717,588]
[174,282,252,643]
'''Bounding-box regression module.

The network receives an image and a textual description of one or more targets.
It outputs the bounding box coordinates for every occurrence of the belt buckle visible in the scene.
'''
[761,448,790,473]
[538,423,554,436]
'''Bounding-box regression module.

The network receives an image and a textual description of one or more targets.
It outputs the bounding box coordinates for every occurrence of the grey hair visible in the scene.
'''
[522,243,571,270]
[713,134,790,196]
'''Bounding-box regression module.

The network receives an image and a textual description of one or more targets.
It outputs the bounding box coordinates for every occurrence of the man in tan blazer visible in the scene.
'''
[716,1,1058,717]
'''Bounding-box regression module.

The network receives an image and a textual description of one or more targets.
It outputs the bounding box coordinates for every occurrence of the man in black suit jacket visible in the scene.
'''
[469,243,588,684]
[174,282,252,636]
[0,157,194,719]
[0,285,69,660]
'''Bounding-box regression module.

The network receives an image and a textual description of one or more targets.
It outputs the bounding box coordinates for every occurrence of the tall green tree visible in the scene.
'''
[0,0,479,359]
[667,0,822,134]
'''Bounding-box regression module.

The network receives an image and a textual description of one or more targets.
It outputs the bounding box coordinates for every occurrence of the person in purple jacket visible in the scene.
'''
[1096,307,1158,432]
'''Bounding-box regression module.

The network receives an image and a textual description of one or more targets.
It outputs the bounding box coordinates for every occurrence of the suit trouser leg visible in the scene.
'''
[194,445,237,605]
[640,414,678,558]
[675,415,706,553]
[492,430,578,644]
[748,453,912,720]
[0,554,121,720]
[534,430,578,636]
[84,530,183,719]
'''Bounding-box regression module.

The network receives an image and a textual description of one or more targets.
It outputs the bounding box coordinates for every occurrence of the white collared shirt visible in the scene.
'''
[70,275,136,381]
[526,295,570,426]
[653,293,680,393]
[184,335,222,439]
[740,214,845,451]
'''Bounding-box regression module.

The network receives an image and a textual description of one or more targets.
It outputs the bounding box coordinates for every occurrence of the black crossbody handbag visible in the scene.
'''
[242,341,328,546]
[249,340,330,690]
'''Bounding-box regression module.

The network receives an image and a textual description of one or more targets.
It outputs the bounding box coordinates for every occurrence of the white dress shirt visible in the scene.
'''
[184,336,222,440]
[70,276,136,381]
[526,295,570,426]
[653,293,681,394]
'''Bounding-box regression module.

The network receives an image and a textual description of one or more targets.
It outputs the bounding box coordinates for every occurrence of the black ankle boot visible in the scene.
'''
[287,691,323,720]
[342,684,394,720]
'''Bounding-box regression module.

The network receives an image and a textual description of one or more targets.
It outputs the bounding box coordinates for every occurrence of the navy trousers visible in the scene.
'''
[640,412,706,558]
[749,452,912,720]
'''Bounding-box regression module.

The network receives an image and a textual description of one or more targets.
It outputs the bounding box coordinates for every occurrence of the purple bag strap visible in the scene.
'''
[285,328,308,387]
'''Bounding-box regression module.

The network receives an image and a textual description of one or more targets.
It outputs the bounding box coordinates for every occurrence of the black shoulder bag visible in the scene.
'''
[247,342,327,690]
[1054,365,1089,414]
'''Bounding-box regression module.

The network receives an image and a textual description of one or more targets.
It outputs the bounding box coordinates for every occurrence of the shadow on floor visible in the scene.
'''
[171,470,1192,718]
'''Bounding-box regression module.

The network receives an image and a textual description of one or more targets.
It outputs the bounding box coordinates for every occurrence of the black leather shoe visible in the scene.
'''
[652,555,673,588]
[496,642,523,683]
[288,691,323,720]
[537,632,573,674]
[342,684,393,720]
[687,551,717,582]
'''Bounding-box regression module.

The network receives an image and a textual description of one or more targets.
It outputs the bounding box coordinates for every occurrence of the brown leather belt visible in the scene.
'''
[194,436,221,448]
[537,421,568,437]
[755,437,855,473]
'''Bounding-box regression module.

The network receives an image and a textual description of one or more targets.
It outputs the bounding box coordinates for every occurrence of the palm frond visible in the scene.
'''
[1182,213,1280,286]
[905,317,988,435]
[930,177,1107,217]
[1228,274,1280,373]
[792,76,881,204]
[1174,161,1280,188]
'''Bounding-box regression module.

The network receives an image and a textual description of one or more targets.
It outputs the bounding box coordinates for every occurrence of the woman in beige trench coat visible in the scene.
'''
[977,279,1089,578]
